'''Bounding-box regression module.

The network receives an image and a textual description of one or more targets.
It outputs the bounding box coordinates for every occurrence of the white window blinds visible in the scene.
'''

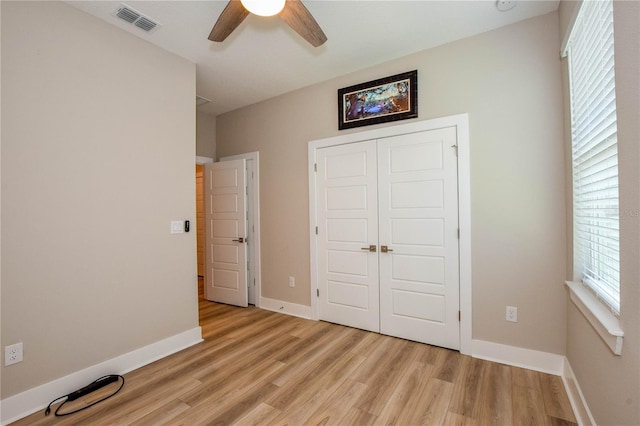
[565,0,620,314]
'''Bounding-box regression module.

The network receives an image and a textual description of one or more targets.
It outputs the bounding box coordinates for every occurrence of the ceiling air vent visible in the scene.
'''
[135,16,157,32]
[116,6,139,23]
[114,4,161,33]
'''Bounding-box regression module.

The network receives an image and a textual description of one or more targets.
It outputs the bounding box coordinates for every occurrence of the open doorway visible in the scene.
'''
[195,163,205,298]
[198,153,262,307]
[217,152,261,306]
[196,157,214,300]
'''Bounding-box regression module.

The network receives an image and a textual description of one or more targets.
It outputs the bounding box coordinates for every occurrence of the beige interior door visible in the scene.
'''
[316,141,380,332]
[204,160,248,307]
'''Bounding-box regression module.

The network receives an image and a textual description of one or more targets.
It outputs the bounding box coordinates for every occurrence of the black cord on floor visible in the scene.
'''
[44,375,125,417]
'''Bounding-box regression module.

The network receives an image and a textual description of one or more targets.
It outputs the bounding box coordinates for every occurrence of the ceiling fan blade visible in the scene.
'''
[279,0,327,47]
[209,0,250,42]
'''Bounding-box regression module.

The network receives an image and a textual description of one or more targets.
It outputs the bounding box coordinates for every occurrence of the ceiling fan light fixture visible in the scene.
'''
[240,0,286,17]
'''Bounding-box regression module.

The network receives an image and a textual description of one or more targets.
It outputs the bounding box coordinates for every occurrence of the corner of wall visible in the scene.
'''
[196,111,217,160]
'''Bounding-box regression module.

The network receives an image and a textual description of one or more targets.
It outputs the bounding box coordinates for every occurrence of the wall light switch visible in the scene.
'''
[170,221,184,234]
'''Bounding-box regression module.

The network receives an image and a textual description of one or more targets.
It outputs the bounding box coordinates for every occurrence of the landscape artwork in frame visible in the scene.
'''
[338,70,418,130]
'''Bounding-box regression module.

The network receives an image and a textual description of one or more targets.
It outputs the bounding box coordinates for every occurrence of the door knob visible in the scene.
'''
[232,237,245,243]
[361,245,377,252]
[380,245,393,253]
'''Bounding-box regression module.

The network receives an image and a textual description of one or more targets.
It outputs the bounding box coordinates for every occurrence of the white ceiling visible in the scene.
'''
[67,0,559,116]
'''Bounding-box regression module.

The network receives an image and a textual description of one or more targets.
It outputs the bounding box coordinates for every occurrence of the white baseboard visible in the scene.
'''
[472,340,594,425]
[1,327,202,425]
[562,358,595,426]
[471,339,565,375]
[259,297,312,319]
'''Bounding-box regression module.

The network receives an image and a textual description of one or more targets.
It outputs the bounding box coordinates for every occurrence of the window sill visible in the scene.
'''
[566,281,623,355]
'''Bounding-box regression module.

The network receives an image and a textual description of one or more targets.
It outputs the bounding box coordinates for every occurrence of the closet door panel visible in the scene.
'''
[316,140,380,332]
[378,128,460,349]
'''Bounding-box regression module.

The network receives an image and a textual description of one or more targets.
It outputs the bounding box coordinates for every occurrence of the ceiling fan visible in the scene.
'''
[209,0,327,47]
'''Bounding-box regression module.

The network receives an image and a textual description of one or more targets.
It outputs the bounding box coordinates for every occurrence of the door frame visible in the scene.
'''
[196,156,214,291]
[308,114,472,355]
[221,152,262,308]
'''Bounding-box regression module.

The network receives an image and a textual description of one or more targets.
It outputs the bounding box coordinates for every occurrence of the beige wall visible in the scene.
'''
[1,1,198,398]
[561,1,640,424]
[217,12,567,354]
[196,111,216,159]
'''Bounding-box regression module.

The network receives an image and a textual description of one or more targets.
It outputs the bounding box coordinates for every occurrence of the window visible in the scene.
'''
[564,0,620,314]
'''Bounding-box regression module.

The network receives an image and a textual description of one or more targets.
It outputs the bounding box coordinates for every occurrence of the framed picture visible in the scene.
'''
[338,70,418,130]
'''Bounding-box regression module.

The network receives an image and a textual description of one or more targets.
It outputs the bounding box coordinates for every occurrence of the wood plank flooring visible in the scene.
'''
[12,285,577,425]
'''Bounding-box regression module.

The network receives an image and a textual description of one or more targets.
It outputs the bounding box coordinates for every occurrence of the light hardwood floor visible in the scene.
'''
[13,282,577,425]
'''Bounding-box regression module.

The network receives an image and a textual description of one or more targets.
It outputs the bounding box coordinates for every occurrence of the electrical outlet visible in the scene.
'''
[506,306,518,322]
[5,342,23,366]
[288,276,295,288]
[496,0,517,12]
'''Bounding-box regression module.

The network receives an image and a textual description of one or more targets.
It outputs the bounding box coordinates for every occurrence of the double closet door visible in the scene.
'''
[315,127,460,350]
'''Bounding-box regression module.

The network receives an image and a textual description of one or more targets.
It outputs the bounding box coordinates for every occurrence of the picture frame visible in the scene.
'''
[338,70,418,130]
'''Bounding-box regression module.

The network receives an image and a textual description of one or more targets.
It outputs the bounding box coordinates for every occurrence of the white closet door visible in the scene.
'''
[378,128,460,349]
[316,141,380,332]
[204,160,248,307]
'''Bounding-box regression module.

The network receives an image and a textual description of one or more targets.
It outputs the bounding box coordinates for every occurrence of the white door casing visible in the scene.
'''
[378,128,460,349]
[316,141,380,332]
[245,159,257,305]
[205,160,248,307]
